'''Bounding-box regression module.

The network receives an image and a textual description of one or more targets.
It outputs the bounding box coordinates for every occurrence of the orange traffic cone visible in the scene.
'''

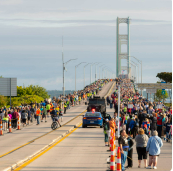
[109,140,116,171]
[117,147,121,171]
[17,116,21,130]
[108,129,113,151]
[0,119,3,135]
[8,118,12,133]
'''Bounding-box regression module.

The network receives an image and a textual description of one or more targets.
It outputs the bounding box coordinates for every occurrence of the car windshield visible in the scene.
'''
[85,113,101,117]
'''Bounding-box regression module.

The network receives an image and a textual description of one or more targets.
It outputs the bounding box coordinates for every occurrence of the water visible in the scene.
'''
[47,90,75,99]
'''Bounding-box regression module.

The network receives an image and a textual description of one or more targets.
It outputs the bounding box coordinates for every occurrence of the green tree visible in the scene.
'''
[156,89,168,102]
[17,85,49,99]
[156,72,172,83]
[0,95,7,107]
[17,86,27,96]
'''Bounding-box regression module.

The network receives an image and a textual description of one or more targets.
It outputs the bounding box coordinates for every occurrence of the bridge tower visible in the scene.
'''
[116,17,131,78]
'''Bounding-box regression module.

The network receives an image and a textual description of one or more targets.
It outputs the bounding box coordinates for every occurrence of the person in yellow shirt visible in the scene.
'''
[79,96,81,105]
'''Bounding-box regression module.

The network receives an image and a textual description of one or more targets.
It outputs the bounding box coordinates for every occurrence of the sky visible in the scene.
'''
[0,0,172,90]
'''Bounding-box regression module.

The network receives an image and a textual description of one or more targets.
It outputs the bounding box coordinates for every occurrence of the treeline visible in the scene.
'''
[0,85,50,108]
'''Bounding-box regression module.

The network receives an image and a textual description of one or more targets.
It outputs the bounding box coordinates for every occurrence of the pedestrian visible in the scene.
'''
[129,116,136,138]
[3,111,9,131]
[135,128,148,168]
[164,117,172,142]
[142,118,150,136]
[118,129,129,171]
[125,134,134,169]
[36,107,41,125]
[106,96,110,106]
[12,109,19,129]
[126,115,132,135]
[146,130,163,169]
[64,101,67,114]
[46,103,51,117]
[150,113,157,135]
[110,98,113,109]
[42,106,47,122]
[30,106,35,123]
[27,108,31,125]
[21,110,28,127]
[134,115,139,137]
[59,106,63,122]
[157,113,162,138]
[103,118,110,146]
[162,113,167,139]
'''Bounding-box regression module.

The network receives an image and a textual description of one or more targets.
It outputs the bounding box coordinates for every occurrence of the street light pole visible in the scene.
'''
[75,62,86,91]
[62,37,77,96]
[141,61,142,83]
[84,63,91,88]
[95,63,100,82]
[129,56,142,83]
[90,63,97,84]
[99,64,104,79]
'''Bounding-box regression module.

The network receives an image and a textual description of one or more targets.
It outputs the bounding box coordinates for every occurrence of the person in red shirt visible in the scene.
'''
[12,109,19,129]
[157,114,163,138]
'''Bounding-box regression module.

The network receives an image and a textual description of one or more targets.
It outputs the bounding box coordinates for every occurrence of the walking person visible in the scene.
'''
[118,130,129,171]
[64,101,67,114]
[21,110,28,127]
[135,128,149,168]
[164,117,172,142]
[42,106,47,122]
[36,107,41,125]
[150,113,157,135]
[157,114,162,138]
[146,131,163,169]
[59,106,63,122]
[12,109,19,129]
[27,108,31,125]
[125,134,134,169]
[110,98,113,109]
[3,111,9,131]
[103,119,110,146]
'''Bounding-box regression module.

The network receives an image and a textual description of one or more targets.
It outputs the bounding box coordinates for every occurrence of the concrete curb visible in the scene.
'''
[2,120,83,171]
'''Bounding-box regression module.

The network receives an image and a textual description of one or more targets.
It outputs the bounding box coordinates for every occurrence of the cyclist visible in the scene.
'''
[51,107,61,127]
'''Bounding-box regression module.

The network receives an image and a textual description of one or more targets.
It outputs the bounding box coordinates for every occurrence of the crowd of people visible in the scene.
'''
[0,79,110,130]
[103,78,172,170]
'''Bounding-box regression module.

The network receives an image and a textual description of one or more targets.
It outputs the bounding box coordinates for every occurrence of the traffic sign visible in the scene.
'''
[146,89,156,94]
[162,90,166,95]
[128,104,133,108]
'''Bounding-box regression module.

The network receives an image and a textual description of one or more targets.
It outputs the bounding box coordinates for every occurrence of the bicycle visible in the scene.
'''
[51,117,61,130]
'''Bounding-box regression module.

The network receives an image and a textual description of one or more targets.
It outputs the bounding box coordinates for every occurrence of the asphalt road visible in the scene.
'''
[2,81,172,171]
[0,81,114,171]
[17,105,172,171]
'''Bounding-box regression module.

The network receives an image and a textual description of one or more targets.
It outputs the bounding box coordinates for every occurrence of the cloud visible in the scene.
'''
[0,18,171,28]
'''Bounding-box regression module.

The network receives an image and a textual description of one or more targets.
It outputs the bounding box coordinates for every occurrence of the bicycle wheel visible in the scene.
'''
[51,122,58,130]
